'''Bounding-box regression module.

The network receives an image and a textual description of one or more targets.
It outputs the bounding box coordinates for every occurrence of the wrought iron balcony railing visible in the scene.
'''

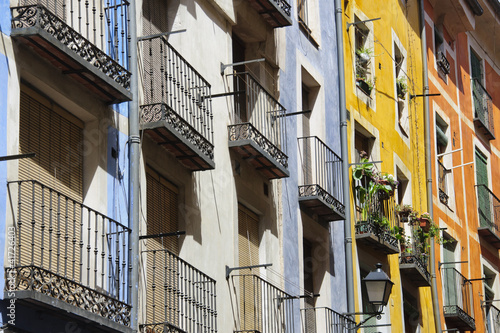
[300,307,355,333]
[354,192,399,254]
[438,160,450,206]
[228,72,288,179]
[6,180,131,327]
[476,184,500,248]
[140,248,217,333]
[232,274,295,333]
[140,37,214,171]
[11,1,131,103]
[399,252,431,287]
[297,136,344,223]
[485,303,500,333]
[472,78,495,140]
[246,0,292,28]
[437,51,450,75]
[442,267,475,331]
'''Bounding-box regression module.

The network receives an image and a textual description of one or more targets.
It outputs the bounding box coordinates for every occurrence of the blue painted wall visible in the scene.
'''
[280,0,347,324]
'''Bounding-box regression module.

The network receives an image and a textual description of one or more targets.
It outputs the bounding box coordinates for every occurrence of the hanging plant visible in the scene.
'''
[396,77,408,99]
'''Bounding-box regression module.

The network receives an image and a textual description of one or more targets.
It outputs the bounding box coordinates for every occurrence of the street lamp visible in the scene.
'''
[346,263,394,331]
[363,263,394,312]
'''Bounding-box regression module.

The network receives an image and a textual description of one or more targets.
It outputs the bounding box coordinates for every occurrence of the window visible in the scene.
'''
[355,17,374,96]
[436,115,450,205]
[394,41,409,136]
[303,239,317,332]
[238,204,261,331]
[434,27,450,75]
[471,48,486,120]
[442,238,458,307]
[297,0,319,46]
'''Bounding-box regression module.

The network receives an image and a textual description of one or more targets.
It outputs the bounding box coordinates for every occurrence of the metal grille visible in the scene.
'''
[140,37,214,147]
[233,274,295,333]
[437,51,450,75]
[229,72,287,160]
[297,136,344,215]
[472,78,494,135]
[12,0,130,85]
[442,267,475,329]
[354,193,398,249]
[300,307,356,333]
[476,184,500,234]
[6,180,131,326]
[438,160,449,205]
[140,249,217,333]
[486,304,500,333]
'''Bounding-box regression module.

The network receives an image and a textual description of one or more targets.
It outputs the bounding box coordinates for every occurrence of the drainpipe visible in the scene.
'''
[128,0,140,331]
[334,0,355,314]
[419,0,442,331]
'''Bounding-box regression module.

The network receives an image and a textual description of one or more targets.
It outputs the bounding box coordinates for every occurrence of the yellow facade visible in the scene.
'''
[342,0,435,331]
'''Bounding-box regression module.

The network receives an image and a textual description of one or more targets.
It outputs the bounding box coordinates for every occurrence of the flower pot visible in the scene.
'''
[419,218,431,232]
[356,79,372,95]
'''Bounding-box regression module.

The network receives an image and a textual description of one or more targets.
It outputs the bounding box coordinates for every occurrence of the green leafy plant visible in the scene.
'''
[396,77,408,99]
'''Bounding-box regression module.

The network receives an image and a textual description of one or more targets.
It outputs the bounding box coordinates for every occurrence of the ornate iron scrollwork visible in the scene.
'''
[400,254,431,282]
[298,184,346,217]
[141,103,214,160]
[355,221,399,250]
[6,266,131,326]
[228,123,288,169]
[275,0,292,16]
[11,5,131,89]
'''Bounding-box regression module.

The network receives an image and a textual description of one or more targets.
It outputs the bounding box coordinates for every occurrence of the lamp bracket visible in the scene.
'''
[438,260,468,269]
[0,153,36,161]
[225,263,272,279]
[221,58,265,75]
[346,17,381,31]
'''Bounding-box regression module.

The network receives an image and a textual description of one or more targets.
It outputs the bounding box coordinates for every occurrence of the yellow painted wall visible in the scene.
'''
[343,0,435,331]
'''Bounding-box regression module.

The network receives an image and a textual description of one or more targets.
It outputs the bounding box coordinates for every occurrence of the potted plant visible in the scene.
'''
[396,77,408,99]
[356,46,373,64]
[419,212,432,231]
[356,74,376,95]
[396,204,413,223]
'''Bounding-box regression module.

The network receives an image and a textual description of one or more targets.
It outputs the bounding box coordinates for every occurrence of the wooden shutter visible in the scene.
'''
[470,49,482,80]
[145,167,179,327]
[18,85,83,280]
[303,239,316,332]
[476,150,491,228]
[238,204,260,331]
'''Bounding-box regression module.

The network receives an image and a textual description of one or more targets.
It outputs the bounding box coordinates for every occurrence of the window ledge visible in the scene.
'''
[298,19,319,48]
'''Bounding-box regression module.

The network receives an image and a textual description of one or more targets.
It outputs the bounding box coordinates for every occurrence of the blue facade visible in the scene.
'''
[280,0,347,322]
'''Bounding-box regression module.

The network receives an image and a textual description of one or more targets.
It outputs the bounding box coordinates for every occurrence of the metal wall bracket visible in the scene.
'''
[225,263,272,279]
[220,58,265,75]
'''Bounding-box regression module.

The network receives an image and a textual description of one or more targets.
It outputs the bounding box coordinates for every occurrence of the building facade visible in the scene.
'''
[0,0,352,332]
[342,0,437,332]
[425,0,500,331]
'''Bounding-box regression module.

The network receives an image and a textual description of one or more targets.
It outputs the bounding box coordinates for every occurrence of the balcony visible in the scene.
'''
[399,253,431,287]
[476,184,500,248]
[11,3,131,104]
[228,72,289,179]
[231,274,295,332]
[442,267,475,331]
[428,0,479,37]
[300,307,355,333]
[297,136,345,224]
[140,38,214,171]
[246,0,292,28]
[139,249,217,333]
[437,51,451,75]
[472,78,495,140]
[354,193,399,254]
[5,180,131,331]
